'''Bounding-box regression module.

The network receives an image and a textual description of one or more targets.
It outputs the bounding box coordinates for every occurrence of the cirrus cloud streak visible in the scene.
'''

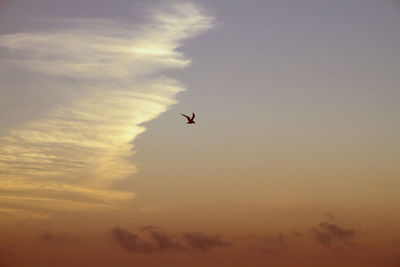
[0,2,213,219]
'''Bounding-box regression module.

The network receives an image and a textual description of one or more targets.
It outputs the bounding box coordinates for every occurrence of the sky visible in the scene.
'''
[0,0,399,266]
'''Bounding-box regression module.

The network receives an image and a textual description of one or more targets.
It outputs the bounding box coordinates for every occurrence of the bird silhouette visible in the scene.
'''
[181,113,196,124]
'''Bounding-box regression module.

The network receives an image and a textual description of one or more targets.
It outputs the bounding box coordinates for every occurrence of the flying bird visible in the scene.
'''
[181,113,195,124]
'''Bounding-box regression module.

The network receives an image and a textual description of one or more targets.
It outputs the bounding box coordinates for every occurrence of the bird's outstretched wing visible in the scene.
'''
[181,113,190,121]
[191,113,195,120]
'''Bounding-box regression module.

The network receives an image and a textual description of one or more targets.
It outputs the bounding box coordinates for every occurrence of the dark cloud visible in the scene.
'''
[112,226,163,253]
[112,226,185,253]
[183,232,232,252]
[323,212,336,220]
[319,222,355,240]
[139,225,163,232]
[149,230,185,252]
[312,227,334,247]
[312,222,356,247]
[112,226,231,253]
[41,231,76,243]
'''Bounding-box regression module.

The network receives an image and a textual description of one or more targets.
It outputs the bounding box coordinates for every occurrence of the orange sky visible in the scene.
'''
[0,0,399,266]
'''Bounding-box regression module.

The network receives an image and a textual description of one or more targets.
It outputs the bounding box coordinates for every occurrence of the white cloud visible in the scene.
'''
[0,2,213,219]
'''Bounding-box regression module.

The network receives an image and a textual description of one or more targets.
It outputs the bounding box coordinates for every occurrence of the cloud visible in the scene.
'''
[112,226,231,253]
[183,232,232,252]
[312,222,356,247]
[112,226,150,253]
[112,226,184,253]
[139,225,162,232]
[0,2,213,218]
[323,212,336,220]
[149,230,185,252]
[319,222,355,240]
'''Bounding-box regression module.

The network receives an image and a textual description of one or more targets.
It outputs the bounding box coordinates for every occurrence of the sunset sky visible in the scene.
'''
[0,0,400,266]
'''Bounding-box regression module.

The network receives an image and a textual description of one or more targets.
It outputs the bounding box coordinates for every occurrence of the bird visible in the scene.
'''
[181,113,196,124]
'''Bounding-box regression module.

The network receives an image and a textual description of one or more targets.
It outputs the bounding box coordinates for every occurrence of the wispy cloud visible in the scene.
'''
[0,2,213,218]
[312,222,356,247]
[112,226,230,253]
[183,232,232,252]
[323,211,337,220]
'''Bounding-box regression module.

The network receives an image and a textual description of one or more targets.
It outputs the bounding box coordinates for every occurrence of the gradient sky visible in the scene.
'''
[0,0,400,266]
